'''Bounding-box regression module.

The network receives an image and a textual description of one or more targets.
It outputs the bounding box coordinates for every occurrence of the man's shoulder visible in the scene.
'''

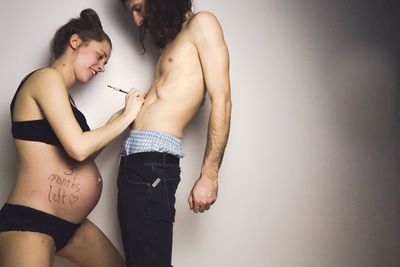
[187,11,221,31]
[190,11,218,22]
[186,11,223,43]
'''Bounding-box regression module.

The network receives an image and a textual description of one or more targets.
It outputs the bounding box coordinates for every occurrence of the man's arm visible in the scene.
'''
[188,11,232,213]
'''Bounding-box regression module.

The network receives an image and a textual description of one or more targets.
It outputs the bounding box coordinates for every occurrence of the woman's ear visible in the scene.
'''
[69,33,82,49]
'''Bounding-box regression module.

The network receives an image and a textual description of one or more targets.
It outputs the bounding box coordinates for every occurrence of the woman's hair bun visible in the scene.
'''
[80,8,103,29]
[50,8,111,60]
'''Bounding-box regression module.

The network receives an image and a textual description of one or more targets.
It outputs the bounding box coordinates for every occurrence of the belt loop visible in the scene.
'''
[118,153,125,168]
[120,153,128,180]
[163,153,166,166]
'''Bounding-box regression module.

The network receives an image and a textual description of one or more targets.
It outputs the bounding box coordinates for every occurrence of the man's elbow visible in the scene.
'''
[213,93,232,112]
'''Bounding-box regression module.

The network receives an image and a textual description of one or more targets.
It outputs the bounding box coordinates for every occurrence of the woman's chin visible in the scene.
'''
[77,75,92,84]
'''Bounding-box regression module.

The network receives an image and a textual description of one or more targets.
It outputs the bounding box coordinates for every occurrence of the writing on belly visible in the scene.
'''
[47,167,81,206]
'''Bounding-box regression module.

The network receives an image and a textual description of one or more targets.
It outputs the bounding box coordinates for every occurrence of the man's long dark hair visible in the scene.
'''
[143,0,192,49]
[120,0,193,50]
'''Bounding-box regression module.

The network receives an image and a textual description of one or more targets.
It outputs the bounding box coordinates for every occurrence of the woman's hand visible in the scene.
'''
[123,88,145,120]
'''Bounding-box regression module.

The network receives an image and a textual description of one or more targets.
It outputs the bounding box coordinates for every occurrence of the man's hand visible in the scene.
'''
[188,176,218,213]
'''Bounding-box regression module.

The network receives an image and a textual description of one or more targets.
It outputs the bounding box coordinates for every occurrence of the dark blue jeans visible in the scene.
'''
[117,152,181,267]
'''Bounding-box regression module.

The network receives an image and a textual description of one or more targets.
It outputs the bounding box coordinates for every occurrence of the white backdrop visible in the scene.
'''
[0,1,399,267]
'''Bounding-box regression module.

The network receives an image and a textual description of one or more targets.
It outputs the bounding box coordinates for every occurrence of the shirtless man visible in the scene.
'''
[117,0,231,266]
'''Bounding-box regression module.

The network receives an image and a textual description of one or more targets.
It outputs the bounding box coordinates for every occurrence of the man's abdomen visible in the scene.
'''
[133,98,199,139]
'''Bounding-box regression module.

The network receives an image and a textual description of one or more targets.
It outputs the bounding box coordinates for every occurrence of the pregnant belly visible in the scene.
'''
[46,161,103,222]
[10,160,103,223]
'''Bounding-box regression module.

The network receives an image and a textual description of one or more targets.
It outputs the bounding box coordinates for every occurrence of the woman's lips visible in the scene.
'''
[90,68,97,77]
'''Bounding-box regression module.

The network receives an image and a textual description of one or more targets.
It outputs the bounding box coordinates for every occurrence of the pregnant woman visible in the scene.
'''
[0,8,143,267]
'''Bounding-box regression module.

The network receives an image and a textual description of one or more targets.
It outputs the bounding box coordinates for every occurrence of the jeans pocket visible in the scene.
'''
[118,166,151,203]
[125,167,151,186]
[148,167,181,222]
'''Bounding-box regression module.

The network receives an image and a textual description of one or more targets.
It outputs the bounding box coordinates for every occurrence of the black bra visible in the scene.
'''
[10,71,90,147]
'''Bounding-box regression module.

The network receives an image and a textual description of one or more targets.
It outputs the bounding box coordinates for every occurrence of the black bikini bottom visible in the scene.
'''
[0,203,80,251]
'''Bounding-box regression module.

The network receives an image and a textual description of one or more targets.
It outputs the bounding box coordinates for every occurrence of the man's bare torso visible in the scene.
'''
[132,16,205,139]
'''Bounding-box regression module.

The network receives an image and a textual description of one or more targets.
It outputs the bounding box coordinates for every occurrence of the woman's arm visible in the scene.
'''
[31,69,143,161]
[88,108,126,160]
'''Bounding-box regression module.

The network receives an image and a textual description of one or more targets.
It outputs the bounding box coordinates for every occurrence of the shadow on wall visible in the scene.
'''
[302,0,400,159]
[174,96,211,240]
[393,65,400,222]
[0,63,47,204]
[0,112,17,204]
[396,63,400,155]
[108,0,141,51]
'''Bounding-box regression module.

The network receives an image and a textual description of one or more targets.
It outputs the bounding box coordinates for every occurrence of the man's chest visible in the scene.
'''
[157,35,199,74]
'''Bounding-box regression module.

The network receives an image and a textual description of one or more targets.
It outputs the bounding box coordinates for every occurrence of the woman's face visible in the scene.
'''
[74,40,111,83]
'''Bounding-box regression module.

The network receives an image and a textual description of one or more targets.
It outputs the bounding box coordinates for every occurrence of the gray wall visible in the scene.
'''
[0,1,399,266]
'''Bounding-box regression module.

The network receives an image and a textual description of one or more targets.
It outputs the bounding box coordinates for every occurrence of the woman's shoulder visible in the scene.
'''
[23,67,66,97]
[29,67,64,85]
